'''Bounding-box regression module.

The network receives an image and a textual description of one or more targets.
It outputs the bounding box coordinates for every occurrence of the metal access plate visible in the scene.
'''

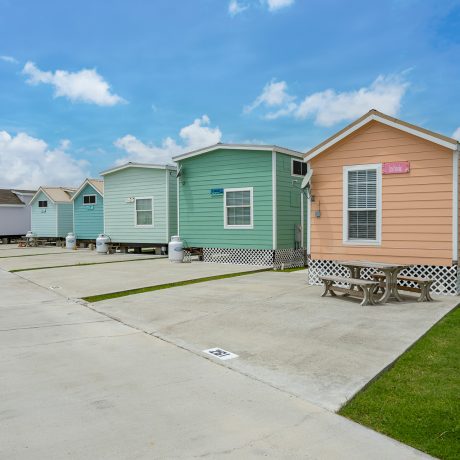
[203,348,238,360]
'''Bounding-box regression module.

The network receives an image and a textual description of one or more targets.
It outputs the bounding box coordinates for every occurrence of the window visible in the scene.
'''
[135,197,153,226]
[292,159,308,177]
[343,164,381,244]
[224,188,253,229]
[83,194,96,205]
[38,200,47,208]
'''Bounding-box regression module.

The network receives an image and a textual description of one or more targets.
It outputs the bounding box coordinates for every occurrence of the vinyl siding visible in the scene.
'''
[178,149,273,249]
[104,167,169,244]
[309,120,454,266]
[168,169,178,239]
[276,153,305,249]
[73,183,104,240]
[57,203,74,237]
[31,192,57,237]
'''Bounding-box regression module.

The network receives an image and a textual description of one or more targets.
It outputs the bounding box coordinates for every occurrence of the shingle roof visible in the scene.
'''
[0,189,26,205]
[87,179,104,195]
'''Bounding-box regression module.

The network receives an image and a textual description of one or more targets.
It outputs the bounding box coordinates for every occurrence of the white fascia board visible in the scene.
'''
[71,180,103,201]
[100,163,177,176]
[305,113,458,162]
[0,204,26,207]
[173,144,304,162]
[29,187,55,205]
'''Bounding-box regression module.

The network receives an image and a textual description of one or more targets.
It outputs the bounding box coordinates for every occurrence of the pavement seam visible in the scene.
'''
[0,318,113,332]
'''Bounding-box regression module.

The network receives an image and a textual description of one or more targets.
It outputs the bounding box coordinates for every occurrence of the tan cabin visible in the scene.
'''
[304,110,460,295]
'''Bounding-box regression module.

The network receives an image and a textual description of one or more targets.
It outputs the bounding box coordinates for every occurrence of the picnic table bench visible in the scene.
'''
[372,274,434,302]
[320,275,380,306]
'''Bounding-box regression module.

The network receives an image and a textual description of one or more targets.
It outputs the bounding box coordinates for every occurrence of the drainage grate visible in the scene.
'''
[203,348,238,360]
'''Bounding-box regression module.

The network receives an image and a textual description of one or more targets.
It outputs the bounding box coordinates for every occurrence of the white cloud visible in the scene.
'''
[266,0,295,12]
[0,131,89,189]
[229,0,248,16]
[244,80,294,113]
[0,55,18,64]
[22,61,124,106]
[114,115,222,164]
[247,74,409,126]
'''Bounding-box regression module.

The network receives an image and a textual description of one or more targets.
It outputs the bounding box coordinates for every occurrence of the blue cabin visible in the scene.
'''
[30,187,76,238]
[72,179,104,241]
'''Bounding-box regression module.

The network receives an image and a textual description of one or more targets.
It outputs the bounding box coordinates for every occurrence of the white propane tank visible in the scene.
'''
[168,235,184,263]
[66,232,76,250]
[96,234,111,254]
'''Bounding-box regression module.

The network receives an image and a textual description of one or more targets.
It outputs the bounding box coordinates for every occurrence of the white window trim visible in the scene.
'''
[291,158,307,177]
[134,196,154,228]
[224,187,254,230]
[82,194,97,206]
[343,164,382,246]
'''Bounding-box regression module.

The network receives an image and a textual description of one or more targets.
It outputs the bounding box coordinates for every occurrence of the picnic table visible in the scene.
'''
[336,260,409,304]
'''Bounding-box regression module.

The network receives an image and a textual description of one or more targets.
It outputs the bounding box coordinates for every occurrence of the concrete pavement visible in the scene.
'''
[0,268,430,459]
[92,269,458,411]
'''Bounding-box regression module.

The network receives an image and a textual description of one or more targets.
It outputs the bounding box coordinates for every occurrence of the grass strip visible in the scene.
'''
[10,257,165,272]
[339,305,460,460]
[275,266,307,272]
[82,268,271,303]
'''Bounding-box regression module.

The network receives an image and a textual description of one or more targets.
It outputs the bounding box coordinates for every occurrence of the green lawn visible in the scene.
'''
[339,306,460,460]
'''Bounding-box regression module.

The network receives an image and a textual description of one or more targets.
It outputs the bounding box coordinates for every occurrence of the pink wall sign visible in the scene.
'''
[383,161,410,174]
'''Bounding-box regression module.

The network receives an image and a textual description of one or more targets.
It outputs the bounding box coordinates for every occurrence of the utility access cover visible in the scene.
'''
[203,348,238,360]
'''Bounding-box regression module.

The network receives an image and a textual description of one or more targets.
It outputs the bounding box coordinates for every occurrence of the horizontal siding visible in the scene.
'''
[31,191,57,237]
[178,149,273,249]
[104,168,168,244]
[309,120,454,266]
[276,153,304,249]
[57,204,74,238]
[74,183,104,240]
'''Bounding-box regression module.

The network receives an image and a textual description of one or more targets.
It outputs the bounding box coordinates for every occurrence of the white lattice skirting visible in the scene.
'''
[202,248,306,268]
[308,259,459,296]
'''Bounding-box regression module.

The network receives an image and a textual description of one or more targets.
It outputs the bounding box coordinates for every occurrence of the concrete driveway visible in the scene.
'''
[0,269,429,459]
[15,258,264,298]
[92,269,458,411]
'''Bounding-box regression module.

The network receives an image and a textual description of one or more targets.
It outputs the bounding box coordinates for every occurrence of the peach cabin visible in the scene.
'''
[305,110,460,295]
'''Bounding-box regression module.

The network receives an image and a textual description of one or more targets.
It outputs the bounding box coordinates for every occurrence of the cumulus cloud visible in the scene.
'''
[22,61,124,106]
[452,127,460,141]
[114,115,222,164]
[246,74,409,126]
[266,0,295,11]
[244,80,295,113]
[0,55,18,64]
[0,131,89,189]
[229,0,248,16]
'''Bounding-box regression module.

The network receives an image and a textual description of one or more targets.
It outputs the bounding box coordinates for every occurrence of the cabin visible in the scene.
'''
[173,144,308,267]
[305,109,460,295]
[0,189,36,242]
[101,162,177,250]
[30,187,76,239]
[72,178,104,242]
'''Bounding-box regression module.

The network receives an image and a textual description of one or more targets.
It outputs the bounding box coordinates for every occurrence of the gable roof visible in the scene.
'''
[71,178,104,200]
[305,109,460,162]
[172,143,304,161]
[30,186,76,205]
[100,162,176,176]
[0,189,31,205]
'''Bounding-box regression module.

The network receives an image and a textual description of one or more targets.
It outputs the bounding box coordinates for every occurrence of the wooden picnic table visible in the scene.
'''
[335,260,409,304]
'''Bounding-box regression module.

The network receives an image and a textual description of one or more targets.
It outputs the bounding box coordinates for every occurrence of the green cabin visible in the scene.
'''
[173,144,307,266]
[101,162,177,248]
[30,186,76,238]
[71,179,104,241]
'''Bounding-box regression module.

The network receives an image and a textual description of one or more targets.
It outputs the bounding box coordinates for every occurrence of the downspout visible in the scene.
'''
[453,146,459,264]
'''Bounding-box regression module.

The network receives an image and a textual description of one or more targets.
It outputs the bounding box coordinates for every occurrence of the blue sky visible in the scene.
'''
[0,0,459,188]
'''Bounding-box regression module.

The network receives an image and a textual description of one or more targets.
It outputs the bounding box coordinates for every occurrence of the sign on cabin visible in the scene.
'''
[383,161,410,174]
[210,188,224,195]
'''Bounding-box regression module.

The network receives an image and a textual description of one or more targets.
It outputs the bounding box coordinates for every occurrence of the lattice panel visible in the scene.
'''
[273,249,307,269]
[203,248,274,266]
[308,259,459,296]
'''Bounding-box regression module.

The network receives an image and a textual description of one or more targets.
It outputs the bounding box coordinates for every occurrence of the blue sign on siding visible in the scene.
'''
[210,188,224,195]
